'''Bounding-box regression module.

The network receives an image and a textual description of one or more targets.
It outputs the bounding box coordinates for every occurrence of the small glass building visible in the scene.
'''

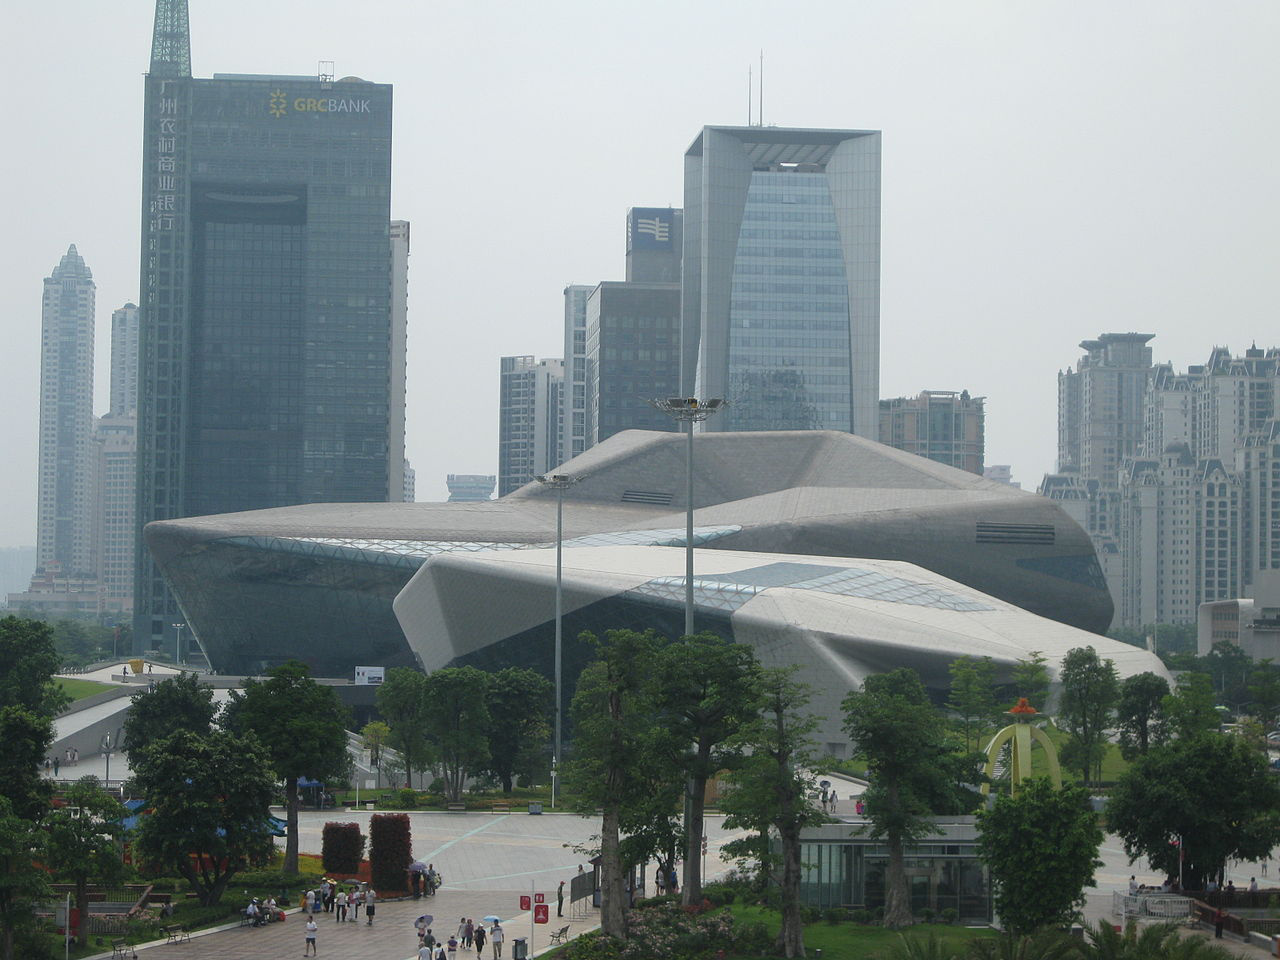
[787,817,991,922]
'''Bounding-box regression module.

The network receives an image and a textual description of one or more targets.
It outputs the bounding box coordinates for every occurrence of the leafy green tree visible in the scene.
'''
[361,720,391,788]
[375,667,434,788]
[653,633,761,904]
[564,630,662,939]
[1107,731,1280,889]
[482,666,553,794]
[947,655,999,752]
[965,928,1081,960]
[0,615,69,717]
[1057,646,1119,784]
[1077,919,1235,960]
[843,668,954,929]
[0,706,54,820]
[222,660,352,874]
[1204,641,1252,709]
[46,776,128,947]
[131,728,278,905]
[1011,651,1050,712]
[421,666,492,802]
[122,671,216,760]
[1115,671,1170,760]
[1161,672,1220,741]
[721,668,825,958]
[1247,660,1280,726]
[0,795,53,960]
[976,777,1102,934]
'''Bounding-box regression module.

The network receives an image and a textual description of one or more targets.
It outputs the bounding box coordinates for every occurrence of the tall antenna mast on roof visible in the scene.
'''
[759,50,764,126]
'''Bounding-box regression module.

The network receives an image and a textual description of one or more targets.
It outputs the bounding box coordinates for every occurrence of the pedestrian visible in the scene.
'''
[668,866,678,895]
[456,917,467,946]
[1226,880,1236,907]
[557,880,565,917]
[304,916,319,956]
[1214,907,1226,939]
[351,885,362,920]
[463,918,474,948]
[305,888,316,914]
[473,923,487,958]
[423,928,436,952]
[490,922,504,959]
[335,887,347,922]
[447,935,459,960]
[415,916,427,943]
[418,942,433,960]
[1264,860,1270,877]
[365,887,376,925]
[322,878,332,912]
[410,867,422,899]
[655,868,665,896]
[53,755,60,777]
[1250,877,1259,892]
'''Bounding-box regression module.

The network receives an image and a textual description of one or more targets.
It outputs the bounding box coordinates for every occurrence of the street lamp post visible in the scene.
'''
[172,622,186,666]
[533,472,584,810]
[648,397,725,636]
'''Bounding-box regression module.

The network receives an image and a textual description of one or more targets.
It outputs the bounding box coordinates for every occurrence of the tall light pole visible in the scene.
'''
[649,398,725,636]
[533,472,583,809]
[172,622,186,666]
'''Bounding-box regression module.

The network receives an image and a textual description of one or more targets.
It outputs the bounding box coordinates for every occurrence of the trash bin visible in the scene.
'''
[512,936,528,959]
[528,802,543,815]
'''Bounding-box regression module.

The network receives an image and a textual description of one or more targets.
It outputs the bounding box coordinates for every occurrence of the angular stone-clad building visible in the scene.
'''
[147,429,1116,678]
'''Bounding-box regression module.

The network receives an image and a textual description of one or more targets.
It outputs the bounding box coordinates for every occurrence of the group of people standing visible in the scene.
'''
[417,916,503,960]
[302,878,377,925]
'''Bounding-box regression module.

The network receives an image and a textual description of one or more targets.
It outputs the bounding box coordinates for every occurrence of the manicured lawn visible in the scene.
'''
[726,904,996,959]
[57,677,115,702]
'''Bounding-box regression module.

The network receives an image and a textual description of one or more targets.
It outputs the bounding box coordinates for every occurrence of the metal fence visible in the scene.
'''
[1112,892,1194,922]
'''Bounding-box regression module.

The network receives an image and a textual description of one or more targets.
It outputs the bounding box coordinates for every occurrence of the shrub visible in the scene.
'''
[368,812,412,892]
[394,787,419,809]
[918,906,935,923]
[559,929,624,960]
[851,908,873,924]
[940,907,958,924]
[735,918,773,954]
[321,821,366,874]
[801,906,822,925]
[824,907,848,924]
[873,906,885,923]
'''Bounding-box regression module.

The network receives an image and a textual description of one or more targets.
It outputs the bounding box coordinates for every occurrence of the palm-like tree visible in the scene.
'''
[965,930,1083,960]
[1078,921,1235,960]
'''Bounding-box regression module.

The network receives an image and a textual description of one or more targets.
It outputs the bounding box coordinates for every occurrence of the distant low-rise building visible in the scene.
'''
[879,390,984,475]
[446,474,496,503]
[1198,570,1280,659]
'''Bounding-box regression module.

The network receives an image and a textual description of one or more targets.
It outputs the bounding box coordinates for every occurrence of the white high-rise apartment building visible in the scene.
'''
[498,356,565,497]
[562,285,592,464]
[110,303,140,416]
[35,245,97,577]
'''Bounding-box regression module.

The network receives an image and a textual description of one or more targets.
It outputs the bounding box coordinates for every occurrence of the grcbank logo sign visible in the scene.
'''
[269,89,373,118]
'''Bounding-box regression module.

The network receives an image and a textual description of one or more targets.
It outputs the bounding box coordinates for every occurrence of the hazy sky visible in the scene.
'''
[2,0,1278,546]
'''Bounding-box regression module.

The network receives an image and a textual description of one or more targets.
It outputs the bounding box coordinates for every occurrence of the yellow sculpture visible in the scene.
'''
[980,698,1062,795]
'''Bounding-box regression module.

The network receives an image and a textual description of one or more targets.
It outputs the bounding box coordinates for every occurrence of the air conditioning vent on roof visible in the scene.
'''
[621,490,674,506]
[975,522,1055,545]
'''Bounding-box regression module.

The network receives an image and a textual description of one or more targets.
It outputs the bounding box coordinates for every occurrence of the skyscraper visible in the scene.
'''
[497,356,564,496]
[110,303,140,417]
[35,245,96,579]
[561,284,592,463]
[1056,333,1155,485]
[681,126,881,436]
[878,390,985,475]
[389,221,410,501]
[135,0,396,651]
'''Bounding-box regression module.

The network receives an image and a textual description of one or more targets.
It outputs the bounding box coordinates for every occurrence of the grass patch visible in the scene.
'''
[57,677,115,702]
[726,904,995,959]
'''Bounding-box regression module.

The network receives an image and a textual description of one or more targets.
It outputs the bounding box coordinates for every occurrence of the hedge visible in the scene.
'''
[369,812,412,892]
[322,821,367,874]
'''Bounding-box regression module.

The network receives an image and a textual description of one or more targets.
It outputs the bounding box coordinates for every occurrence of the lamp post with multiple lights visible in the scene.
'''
[172,622,186,666]
[649,397,726,636]
[533,472,583,809]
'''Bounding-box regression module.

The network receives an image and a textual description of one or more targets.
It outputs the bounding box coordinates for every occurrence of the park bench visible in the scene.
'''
[111,939,137,960]
[549,925,571,945]
[491,802,511,813]
[162,924,191,943]
[447,802,467,812]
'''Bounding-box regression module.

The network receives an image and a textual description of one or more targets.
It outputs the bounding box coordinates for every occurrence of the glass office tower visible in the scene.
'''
[135,0,394,653]
[681,126,881,438]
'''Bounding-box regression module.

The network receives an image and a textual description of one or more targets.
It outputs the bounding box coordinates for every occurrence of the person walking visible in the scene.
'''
[1214,907,1226,938]
[463,918,474,949]
[305,888,316,914]
[473,923,487,958]
[418,941,434,960]
[557,880,565,917]
[447,934,459,960]
[456,917,468,946]
[304,916,319,956]
[351,886,363,921]
[335,887,347,922]
[490,922,504,959]
[365,887,376,926]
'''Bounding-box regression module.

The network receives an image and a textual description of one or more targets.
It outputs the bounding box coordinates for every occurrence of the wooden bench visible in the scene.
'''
[491,802,511,814]
[549,924,571,945]
[446,802,467,812]
[111,940,137,960]
[161,924,191,943]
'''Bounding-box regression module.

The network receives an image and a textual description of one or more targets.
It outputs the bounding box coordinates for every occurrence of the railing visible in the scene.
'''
[1112,892,1194,921]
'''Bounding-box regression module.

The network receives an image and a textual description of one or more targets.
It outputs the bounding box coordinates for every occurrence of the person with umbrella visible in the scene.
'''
[415,914,433,946]
[409,860,428,898]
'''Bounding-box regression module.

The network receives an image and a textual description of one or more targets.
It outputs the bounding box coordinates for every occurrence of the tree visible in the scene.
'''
[1107,731,1280,889]
[375,667,434,788]
[46,776,128,947]
[1161,672,1220,741]
[976,777,1102,934]
[843,668,955,929]
[361,720,391,788]
[1116,671,1170,760]
[564,630,662,939]
[1204,641,1252,709]
[1077,919,1236,960]
[721,668,825,958]
[0,706,54,820]
[131,729,278,905]
[122,671,216,760]
[222,660,353,874]
[0,615,69,718]
[1247,661,1280,726]
[1011,651,1050,712]
[482,666,553,794]
[0,795,53,960]
[1057,646,1119,784]
[652,633,761,905]
[947,655,999,752]
[422,666,492,802]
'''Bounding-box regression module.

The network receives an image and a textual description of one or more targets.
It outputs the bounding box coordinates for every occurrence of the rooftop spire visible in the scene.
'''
[52,244,93,281]
[150,0,191,78]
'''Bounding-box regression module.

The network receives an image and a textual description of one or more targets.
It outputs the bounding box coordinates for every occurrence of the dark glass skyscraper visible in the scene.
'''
[135,0,394,653]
